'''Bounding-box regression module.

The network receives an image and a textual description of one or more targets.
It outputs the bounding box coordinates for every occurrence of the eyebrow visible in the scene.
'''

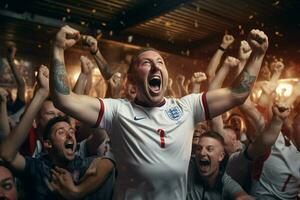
[0,177,14,183]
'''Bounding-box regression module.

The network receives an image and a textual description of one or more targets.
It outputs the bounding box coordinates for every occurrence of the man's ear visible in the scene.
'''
[126,74,136,84]
[219,151,225,162]
[43,139,52,149]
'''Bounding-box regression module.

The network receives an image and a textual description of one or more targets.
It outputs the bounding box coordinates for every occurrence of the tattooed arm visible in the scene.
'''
[50,26,101,126]
[205,29,269,119]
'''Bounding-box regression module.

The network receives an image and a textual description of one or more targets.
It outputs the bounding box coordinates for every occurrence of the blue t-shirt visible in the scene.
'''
[19,154,115,200]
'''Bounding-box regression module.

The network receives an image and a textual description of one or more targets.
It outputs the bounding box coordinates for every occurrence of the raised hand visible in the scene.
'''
[82,35,98,53]
[0,87,8,102]
[247,29,269,55]
[54,25,81,50]
[220,34,235,49]
[270,61,284,73]
[260,81,277,95]
[272,103,290,120]
[191,72,207,83]
[239,40,252,61]
[37,65,50,94]
[223,56,240,68]
[176,74,185,85]
[80,56,94,75]
[109,72,122,89]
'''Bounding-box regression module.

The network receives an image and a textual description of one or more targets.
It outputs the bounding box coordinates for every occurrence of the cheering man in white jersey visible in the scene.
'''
[49,25,268,200]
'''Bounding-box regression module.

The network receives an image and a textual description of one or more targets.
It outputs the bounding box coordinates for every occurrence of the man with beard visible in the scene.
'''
[49,25,268,199]
[187,131,253,200]
[0,66,115,200]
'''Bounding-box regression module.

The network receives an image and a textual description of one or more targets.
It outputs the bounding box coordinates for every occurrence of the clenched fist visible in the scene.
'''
[270,61,284,73]
[221,34,235,49]
[37,65,50,94]
[247,29,268,55]
[54,25,80,50]
[223,56,240,68]
[82,35,98,53]
[239,40,252,61]
[191,72,207,83]
[80,56,94,75]
[272,103,290,120]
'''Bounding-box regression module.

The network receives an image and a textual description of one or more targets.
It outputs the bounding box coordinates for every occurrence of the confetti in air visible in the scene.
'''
[128,35,133,43]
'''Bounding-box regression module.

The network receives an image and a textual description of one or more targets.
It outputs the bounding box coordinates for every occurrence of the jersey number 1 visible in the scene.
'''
[157,129,165,148]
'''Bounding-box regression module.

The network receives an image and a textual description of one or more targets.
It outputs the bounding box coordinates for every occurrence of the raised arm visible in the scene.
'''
[0,65,49,171]
[205,29,269,118]
[7,47,26,102]
[166,78,176,97]
[0,87,10,139]
[176,74,188,97]
[247,103,290,160]
[208,56,240,90]
[239,97,265,134]
[82,35,114,80]
[269,61,284,83]
[190,72,207,93]
[73,56,93,95]
[232,40,252,81]
[106,72,123,98]
[50,26,101,126]
[206,34,234,83]
[208,57,240,137]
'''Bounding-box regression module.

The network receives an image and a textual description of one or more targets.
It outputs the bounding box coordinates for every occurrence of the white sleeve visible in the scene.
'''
[180,93,209,124]
[93,98,122,133]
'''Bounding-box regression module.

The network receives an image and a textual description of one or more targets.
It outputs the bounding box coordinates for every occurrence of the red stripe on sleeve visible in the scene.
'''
[93,98,104,128]
[201,93,211,120]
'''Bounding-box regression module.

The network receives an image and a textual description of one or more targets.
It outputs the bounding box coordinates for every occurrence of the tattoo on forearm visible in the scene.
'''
[232,72,256,94]
[53,58,70,95]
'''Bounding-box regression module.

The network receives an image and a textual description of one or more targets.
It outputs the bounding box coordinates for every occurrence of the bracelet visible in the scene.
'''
[91,48,99,55]
[218,46,226,51]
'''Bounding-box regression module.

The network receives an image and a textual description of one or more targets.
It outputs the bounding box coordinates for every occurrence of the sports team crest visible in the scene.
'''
[166,106,182,121]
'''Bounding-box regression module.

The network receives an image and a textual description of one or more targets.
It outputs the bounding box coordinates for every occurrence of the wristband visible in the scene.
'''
[91,48,99,55]
[218,46,226,51]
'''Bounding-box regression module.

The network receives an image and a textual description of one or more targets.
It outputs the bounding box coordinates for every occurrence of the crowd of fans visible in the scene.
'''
[0,25,299,200]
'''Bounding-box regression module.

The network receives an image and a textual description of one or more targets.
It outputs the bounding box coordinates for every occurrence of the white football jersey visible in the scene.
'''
[95,94,208,200]
[251,132,300,199]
